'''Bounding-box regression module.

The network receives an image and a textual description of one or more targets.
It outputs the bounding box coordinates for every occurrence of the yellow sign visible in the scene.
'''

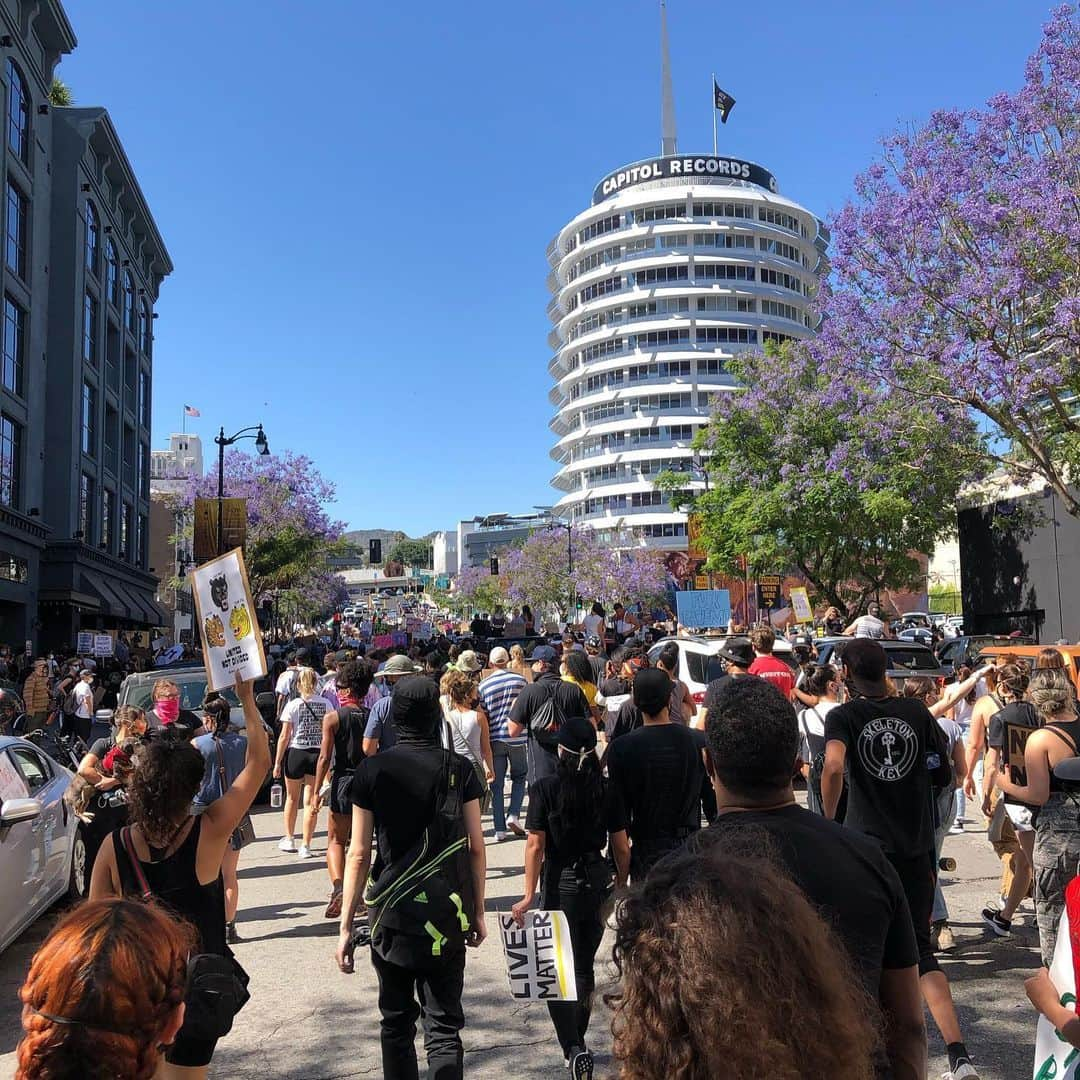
[694,575,710,590]
[789,586,813,622]
[688,515,706,559]
[193,498,248,563]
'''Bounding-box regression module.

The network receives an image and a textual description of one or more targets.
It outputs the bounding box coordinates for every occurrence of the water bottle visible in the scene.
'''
[270,781,283,809]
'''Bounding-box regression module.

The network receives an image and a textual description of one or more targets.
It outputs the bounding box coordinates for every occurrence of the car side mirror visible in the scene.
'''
[1,798,41,826]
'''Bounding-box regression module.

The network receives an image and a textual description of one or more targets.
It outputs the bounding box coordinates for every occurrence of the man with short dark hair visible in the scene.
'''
[676,676,926,1080]
[508,645,590,785]
[822,639,977,1080]
[604,668,705,880]
[843,601,890,639]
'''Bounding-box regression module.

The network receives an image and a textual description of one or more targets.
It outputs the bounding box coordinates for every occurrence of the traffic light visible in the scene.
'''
[490,557,499,576]
[369,539,382,565]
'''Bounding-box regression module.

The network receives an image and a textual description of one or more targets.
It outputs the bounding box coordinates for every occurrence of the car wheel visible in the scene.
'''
[68,827,88,899]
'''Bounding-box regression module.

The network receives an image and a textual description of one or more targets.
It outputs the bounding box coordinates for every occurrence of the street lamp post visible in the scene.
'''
[214,424,269,555]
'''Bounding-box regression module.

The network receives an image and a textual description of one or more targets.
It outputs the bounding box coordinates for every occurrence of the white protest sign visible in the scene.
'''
[190,548,267,693]
[93,633,114,657]
[499,910,577,1001]
[0,753,28,802]
[789,586,814,623]
[1033,878,1080,1078]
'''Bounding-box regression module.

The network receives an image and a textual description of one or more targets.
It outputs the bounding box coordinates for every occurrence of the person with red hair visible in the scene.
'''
[16,898,193,1079]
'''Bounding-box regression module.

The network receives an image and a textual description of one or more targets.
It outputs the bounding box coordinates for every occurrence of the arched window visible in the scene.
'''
[123,271,135,332]
[85,202,99,276]
[5,59,29,165]
[139,300,152,355]
[105,240,119,306]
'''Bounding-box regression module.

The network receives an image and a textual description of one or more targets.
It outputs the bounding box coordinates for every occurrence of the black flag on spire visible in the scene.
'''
[713,81,735,124]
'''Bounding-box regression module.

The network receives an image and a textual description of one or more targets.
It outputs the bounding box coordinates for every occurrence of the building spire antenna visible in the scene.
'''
[660,0,677,156]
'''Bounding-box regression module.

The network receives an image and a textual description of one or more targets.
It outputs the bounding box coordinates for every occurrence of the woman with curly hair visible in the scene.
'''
[609,849,881,1079]
[16,898,193,1080]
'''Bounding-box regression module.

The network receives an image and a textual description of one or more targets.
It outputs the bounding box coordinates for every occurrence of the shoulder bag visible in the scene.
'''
[118,826,250,1040]
[446,710,491,814]
[214,739,255,850]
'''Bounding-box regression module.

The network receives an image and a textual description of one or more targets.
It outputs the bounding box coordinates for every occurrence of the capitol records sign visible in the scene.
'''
[593,155,778,204]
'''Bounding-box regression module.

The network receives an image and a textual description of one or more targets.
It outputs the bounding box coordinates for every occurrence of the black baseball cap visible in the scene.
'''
[717,638,754,669]
[634,668,672,717]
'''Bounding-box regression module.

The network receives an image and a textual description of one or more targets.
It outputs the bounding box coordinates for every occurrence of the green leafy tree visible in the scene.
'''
[387,539,433,569]
[928,583,963,616]
[660,341,986,618]
[49,78,73,106]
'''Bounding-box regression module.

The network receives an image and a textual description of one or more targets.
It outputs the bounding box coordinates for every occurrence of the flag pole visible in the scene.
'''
[711,73,717,155]
[181,407,186,435]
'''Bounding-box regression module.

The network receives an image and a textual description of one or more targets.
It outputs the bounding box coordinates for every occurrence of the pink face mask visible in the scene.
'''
[155,698,180,724]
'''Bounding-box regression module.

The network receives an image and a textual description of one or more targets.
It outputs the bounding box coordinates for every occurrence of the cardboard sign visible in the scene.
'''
[1033,877,1080,1078]
[189,547,267,692]
[676,589,731,630]
[499,910,578,1001]
[789,587,813,622]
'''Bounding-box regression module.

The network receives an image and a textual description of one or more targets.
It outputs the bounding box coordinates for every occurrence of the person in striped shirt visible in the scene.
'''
[478,647,528,840]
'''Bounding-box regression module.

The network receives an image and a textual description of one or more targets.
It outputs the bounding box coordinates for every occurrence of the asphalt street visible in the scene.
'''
[0,800,1049,1078]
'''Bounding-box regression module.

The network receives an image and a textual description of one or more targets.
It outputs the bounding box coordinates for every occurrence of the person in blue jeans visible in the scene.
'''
[477,647,527,840]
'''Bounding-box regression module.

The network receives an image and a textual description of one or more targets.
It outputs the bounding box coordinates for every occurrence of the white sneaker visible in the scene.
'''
[297,844,314,860]
[278,837,296,853]
[947,1063,980,1079]
[494,831,508,842]
[948,823,965,834]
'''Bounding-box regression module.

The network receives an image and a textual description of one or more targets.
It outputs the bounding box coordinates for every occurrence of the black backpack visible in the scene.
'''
[364,749,475,958]
[531,685,568,747]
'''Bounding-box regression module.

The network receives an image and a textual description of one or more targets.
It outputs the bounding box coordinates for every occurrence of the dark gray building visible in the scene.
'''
[0,0,172,653]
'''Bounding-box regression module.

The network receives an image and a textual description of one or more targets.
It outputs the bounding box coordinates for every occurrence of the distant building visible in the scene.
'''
[432,530,458,576]
[150,433,203,496]
[457,517,534,569]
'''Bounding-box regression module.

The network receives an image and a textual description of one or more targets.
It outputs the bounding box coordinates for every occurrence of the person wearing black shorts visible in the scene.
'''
[314,659,375,918]
[272,668,334,860]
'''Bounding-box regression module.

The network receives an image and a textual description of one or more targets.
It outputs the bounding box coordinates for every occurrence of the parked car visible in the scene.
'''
[647,635,797,706]
[973,644,1080,698]
[814,638,946,692]
[0,734,85,952]
[936,634,1034,676]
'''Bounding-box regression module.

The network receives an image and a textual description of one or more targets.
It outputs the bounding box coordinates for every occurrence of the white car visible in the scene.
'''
[647,635,797,706]
[0,734,84,953]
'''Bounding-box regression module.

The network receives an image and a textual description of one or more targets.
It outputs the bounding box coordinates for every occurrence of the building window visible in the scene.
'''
[119,503,133,561]
[0,414,20,508]
[2,295,24,396]
[79,473,95,541]
[81,381,96,457]
[139,301,152,355]
[101,489,114,549]
[83,292,98,365]
[137,513,147,567]
[85,201,99,277]
[104,404,118,474]
[123,272,136,333]
[137,442,149,498]
[105,239,119,306]
[124,349,136,399]
[138,369,150,428]
[5,179,27,280]
[5,60,30,166]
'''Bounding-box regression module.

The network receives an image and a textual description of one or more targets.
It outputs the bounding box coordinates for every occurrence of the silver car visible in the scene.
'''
[0,735,84,953]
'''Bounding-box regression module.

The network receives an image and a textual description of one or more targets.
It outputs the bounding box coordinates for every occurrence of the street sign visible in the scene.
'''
[687,515,706,560]
[193,498,247,563]
[757,574,783,610]
[676,589,731,629]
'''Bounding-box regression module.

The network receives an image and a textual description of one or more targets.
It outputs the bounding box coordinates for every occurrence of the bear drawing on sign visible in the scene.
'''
[210,574,229,612]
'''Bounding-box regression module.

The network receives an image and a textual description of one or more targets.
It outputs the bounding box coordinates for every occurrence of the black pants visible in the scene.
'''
[546,886,606,1058]
[887,850,939,976]
[371,940,466,1080]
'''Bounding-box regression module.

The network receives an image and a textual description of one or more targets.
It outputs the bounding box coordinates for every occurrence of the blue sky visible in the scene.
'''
[59,0,1050,536]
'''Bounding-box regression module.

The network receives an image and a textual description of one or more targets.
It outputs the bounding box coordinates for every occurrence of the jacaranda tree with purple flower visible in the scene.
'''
[817,5,1080,514]
[449,563,505,616]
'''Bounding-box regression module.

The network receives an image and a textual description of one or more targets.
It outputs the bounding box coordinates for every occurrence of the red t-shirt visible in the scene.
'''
[748,655,794,700]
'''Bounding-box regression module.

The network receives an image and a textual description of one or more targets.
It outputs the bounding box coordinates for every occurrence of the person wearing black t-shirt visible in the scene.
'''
[604,668,705,880]
[822,639,979,1080]
[338,676,486,1080]
[698,636,756,728]
[511,716,629,1079]
[671,676,925,1079]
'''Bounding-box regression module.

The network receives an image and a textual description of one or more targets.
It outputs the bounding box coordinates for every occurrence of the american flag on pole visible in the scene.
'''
[184,405,200,417]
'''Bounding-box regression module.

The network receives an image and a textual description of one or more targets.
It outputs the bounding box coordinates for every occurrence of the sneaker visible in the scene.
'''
[494,831,509,842]
[297,844,314,860]
[935,921,955,952]
[507,816,526,838]
[569,1048,594,1079]
[982,907,1011,937]
[226,921,240,945]
[325,889,343,920]
[948,823,965,835]
[278,836,296,853]
[949,1062,980,1079]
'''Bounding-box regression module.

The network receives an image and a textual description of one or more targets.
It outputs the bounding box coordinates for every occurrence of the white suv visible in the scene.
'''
[647,635,797,706]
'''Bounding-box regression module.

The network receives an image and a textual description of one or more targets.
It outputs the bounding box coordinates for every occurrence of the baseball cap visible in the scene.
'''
[531,644,558,663]
[585,634,602,649]
[489,647,510,666]
[79,668,94,677]
[717,638,754,668]
[380,654,420,678]
[634,668,672,716]
[456,650,482,673]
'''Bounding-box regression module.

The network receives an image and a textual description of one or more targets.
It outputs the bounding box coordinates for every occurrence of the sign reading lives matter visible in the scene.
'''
[190,547,266,692]
[499,911,578,1002]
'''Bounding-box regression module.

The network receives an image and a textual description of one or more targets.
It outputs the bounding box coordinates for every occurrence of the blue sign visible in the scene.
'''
[676,589,731,630]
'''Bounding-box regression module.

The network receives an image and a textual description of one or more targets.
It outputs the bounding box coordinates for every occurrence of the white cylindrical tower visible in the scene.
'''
[546,154,828,550]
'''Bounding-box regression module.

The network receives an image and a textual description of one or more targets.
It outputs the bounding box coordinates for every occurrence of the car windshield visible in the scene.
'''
[885,647,939,671]
[687,653,726,685]
[124,676,239,713]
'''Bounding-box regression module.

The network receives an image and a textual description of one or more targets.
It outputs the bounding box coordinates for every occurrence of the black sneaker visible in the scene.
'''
[981,907,1011,937]
[569,1048,594,1079]
[226,921,240,945]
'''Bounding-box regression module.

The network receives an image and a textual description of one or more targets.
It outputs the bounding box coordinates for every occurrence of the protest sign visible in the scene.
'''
[1033,876,1080,1078]
[76,631,94,655]
[93,634,114,657]
[676,589,731,630]
[499,910,577,1002]
[789,586,813,622]
[190,547,267,692]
